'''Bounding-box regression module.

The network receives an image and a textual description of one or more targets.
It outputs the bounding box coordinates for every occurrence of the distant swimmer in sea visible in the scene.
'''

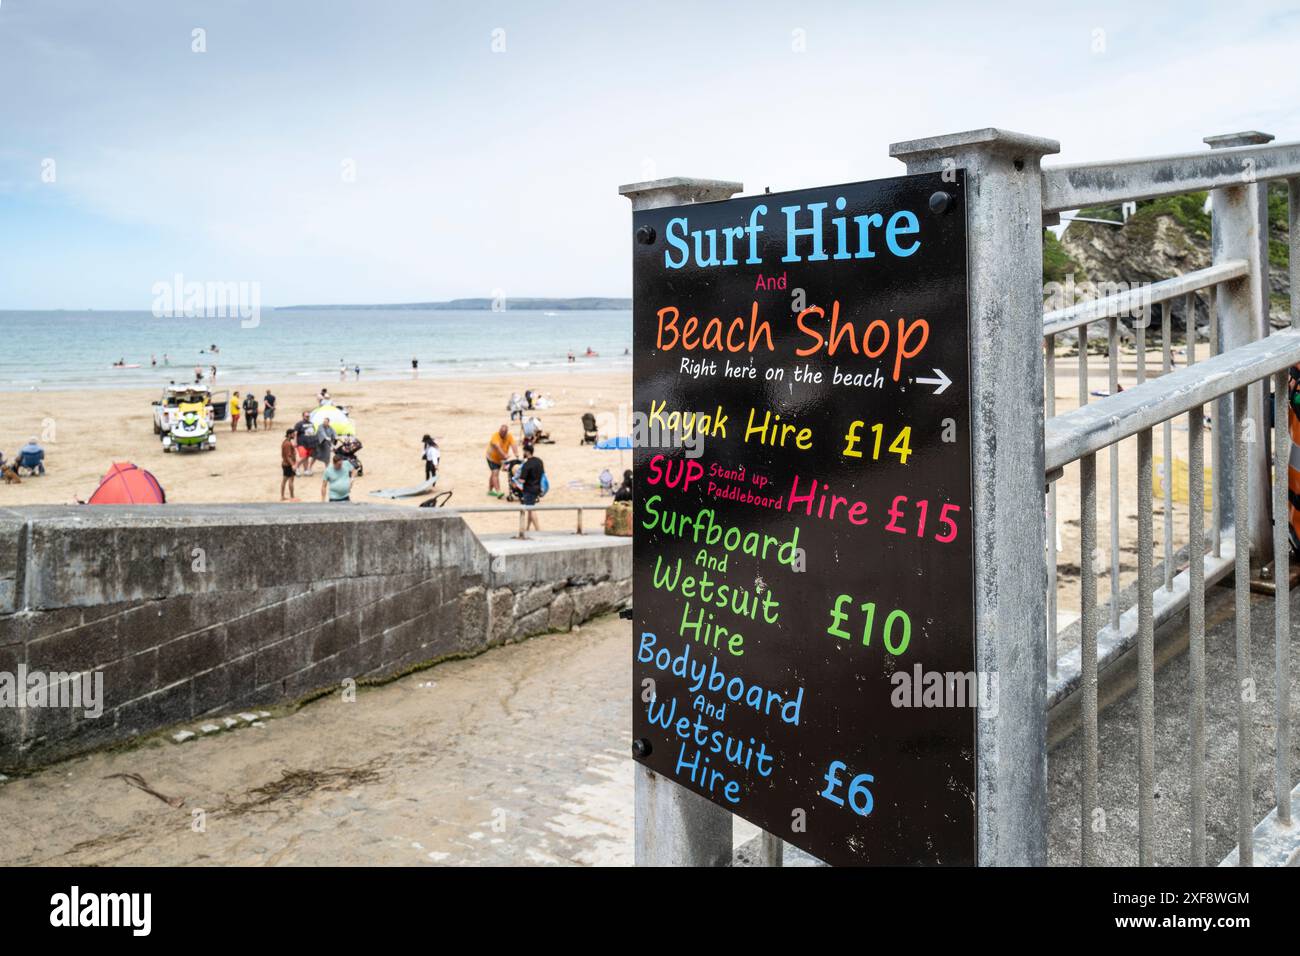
[163,353,170,365]
[151,354,157,367]
[194,365,204,383]
[585,346,597,357]
[567,351,575,363]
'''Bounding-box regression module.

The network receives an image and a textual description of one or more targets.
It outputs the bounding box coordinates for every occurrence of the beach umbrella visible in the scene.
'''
[596,435,632,467]
[87,462,166,505]
[310,403,356,436]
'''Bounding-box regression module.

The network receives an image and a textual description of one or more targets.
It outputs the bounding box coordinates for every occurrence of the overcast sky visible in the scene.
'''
[1,0,1298,309]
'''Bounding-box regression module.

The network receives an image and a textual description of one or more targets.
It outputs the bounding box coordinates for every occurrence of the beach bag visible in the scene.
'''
[605,500,632,537]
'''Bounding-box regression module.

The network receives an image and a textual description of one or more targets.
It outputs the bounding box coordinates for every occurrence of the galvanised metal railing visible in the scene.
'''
[1039,133,1300,867]
[447,503,614,538]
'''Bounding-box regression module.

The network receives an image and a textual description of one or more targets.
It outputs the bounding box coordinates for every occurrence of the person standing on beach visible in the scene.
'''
[485,424,519,498]
[243,391,259,430]
[280,429,298,501]
[229,392,241,431]
[293,411,315,475]
[314,417,336,473]
[354,364,361,381]
[516,442,544,536]
[321,452,355,503]
[421,434,440,481]
[263,389,276,425]
[412,357,419,379]
[210,365,218,385]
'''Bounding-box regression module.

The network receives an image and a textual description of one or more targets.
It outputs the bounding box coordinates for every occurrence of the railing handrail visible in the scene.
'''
[1042,139,1300,213]
[1042,260,1250,337]
[1044,328,1300,472]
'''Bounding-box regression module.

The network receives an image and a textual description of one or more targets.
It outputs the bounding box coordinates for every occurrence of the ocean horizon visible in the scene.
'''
[0,308,632,392]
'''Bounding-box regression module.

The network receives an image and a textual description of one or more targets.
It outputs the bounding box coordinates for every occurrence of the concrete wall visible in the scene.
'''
[0,505,629,769]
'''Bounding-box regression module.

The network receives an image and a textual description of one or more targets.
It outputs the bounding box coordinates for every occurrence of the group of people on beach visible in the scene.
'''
[229,390,276,431]
[279,422,358,504]
[485,422,546,535]
[273,393,368,504]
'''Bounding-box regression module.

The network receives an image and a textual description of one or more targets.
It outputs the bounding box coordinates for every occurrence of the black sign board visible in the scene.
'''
[631,172,976,866]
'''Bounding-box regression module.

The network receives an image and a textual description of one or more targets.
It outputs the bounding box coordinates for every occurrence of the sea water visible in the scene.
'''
[0,308,632,391]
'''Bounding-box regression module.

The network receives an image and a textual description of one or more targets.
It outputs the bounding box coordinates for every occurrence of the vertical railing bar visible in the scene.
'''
[1046,335,1058,678]
[1188,405,1207,866]
[1233,385,1254,867]
[1109,316,1121,632]
[1137,306,1147,385]
[1079,453,1099,867]
[1162,303,1175,591]
[1186,292,1197,366]
[1078,321,1090,408]
[1273,370,1292,826]
[1137,426,1155,866]
[1212,289,1223,558]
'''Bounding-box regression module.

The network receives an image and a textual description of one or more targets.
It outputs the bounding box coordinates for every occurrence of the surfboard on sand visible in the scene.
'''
[368,477,437,499]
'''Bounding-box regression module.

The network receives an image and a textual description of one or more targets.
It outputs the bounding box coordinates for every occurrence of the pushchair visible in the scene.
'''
[580,412,598,445]
[334,436,364,476]
[504,458,549,504]
[502,459,524,503]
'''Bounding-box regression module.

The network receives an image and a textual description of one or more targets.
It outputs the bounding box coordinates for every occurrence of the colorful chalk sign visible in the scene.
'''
[631,172,976,866]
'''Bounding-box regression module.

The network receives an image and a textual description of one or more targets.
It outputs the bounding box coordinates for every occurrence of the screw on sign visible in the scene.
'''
[631,173,976,866]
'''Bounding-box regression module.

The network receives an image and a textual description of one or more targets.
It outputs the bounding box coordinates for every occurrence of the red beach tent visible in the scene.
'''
[87,462,166,505]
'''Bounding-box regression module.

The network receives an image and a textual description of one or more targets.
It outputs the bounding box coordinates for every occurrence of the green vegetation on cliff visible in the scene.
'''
[1042,230,1081,284]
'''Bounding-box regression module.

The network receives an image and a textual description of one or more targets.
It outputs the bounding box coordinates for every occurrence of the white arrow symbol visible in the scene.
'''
[916,368,951,395]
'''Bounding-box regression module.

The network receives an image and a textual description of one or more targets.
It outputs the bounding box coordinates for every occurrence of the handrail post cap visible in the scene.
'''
[889,127,1060,163]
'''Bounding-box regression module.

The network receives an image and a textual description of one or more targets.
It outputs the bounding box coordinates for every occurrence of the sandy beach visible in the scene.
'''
[0,343,1223,616]
[0,369,632,536]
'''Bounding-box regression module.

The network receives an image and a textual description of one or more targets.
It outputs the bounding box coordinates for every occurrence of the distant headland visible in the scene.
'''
[276,297,631,311]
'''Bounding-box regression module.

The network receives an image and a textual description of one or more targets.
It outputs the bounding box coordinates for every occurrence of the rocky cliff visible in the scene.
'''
[1045,184,1292,330]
